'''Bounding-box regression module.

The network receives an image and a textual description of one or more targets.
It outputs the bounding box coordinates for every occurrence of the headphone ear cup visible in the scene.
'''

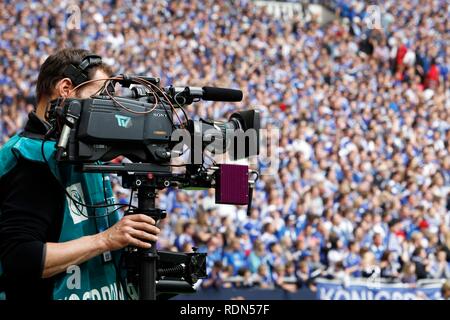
[62,64,88,87]
[62,55,102,87]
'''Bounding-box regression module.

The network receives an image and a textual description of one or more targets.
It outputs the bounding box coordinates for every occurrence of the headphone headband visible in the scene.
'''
[62,54,103,87]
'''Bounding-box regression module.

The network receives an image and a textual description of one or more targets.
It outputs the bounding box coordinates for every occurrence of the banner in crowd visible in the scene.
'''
[315,278,444,300]
[174,287,316,300]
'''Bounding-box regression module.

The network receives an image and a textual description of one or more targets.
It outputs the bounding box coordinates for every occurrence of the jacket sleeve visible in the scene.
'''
[0,158,65,281]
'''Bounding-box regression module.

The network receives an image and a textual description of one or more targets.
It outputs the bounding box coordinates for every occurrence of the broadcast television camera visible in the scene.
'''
[47,74,260,300]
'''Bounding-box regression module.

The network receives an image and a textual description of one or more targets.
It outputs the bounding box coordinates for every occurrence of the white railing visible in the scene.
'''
[222,275,446,288]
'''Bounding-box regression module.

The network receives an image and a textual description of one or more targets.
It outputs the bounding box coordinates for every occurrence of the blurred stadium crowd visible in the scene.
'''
[0,0,449,292]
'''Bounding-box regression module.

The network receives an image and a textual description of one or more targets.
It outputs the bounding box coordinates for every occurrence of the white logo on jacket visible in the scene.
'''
[66,183,88,224]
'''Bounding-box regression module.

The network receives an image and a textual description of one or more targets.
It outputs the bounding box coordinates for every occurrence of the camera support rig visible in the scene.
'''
[82,163,203,300]
[81,161,252,300]
[123,172,164,301]
[74,157,255,301]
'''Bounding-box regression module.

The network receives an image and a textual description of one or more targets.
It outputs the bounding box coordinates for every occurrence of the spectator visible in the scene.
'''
[222,238,247,275]
[309,249,326,279]
[411,247,431,280]
[296,259,315,290]
[430,248,450,279]
[386,219,404,257]
[370,232,386,261]
[327,235,346,269]
[201,261,224,290]
[247,240,268,273]
[235,268,254,288]
[266,242,290,269]
[252,264,273,289]
[361,250,380,278]
[401,262,417,284]
[174,221,196,251]
[380,250,401,280]
[344,240,361,277]
[272,264,297,293]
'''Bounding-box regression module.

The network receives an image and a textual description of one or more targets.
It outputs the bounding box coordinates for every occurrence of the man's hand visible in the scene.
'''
[101,214,160,250]
[42,214,161,278]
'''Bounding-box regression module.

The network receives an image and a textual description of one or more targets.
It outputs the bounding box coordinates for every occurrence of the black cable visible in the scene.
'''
[173,92,189,123]
[128,189,134,209]
[100,171,111,227]
[104,78,178,129]
[158,98,177,129]
[104,78,159,115]
[114,187,135,300]
[250,170,259,182]
[101,171,108,202]
[40,137,137,218]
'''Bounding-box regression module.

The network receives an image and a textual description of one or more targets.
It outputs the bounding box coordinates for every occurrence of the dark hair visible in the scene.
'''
[380,250,391,262]
[348,240,357,248]
[35,48,112,103]
[183,221,193,232]
[237,267,249,277]
[412,247,423,257]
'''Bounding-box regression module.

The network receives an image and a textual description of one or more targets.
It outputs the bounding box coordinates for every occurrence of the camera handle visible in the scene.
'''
[126,183,166,300]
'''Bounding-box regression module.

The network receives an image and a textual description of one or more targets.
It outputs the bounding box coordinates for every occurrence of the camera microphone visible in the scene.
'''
[201,87,243,102]
[165,86,243,103]
[114,76,243,103]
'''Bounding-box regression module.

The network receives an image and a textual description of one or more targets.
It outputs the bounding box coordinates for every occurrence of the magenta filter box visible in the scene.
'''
[215,164,249,205]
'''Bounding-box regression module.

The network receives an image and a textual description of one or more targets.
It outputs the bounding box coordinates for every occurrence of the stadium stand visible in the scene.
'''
[0,0,449,298]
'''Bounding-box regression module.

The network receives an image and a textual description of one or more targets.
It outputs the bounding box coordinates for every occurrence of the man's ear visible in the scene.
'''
[55,78,74,98]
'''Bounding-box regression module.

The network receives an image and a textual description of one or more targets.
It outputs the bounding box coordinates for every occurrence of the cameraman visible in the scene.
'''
[0,49,160,300]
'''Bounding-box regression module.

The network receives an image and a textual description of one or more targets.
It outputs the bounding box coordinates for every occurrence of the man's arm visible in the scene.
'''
[0,159,65,285]
[0,159,160,281]
[42,213,159,278]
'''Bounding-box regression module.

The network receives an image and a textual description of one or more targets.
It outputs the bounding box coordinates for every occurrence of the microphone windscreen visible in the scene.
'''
[202,87,243,102]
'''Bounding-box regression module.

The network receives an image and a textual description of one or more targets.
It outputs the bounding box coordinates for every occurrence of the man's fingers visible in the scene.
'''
[129,229,158,243]
[130,237,152,249]
[127,214,156,225]
[129,221,160,235]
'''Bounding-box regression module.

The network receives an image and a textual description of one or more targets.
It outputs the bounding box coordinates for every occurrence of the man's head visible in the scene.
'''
[182,221,195,236]
[437,248,447,262]
[373,232,383,246]
[349,240,360,253]
[35,48,112,118]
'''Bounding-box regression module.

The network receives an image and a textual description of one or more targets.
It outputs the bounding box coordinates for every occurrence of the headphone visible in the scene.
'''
[62,54,103,87]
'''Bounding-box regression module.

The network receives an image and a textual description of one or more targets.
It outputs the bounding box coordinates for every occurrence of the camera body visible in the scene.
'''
[60,96,175,164]
[53,96,260,167]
